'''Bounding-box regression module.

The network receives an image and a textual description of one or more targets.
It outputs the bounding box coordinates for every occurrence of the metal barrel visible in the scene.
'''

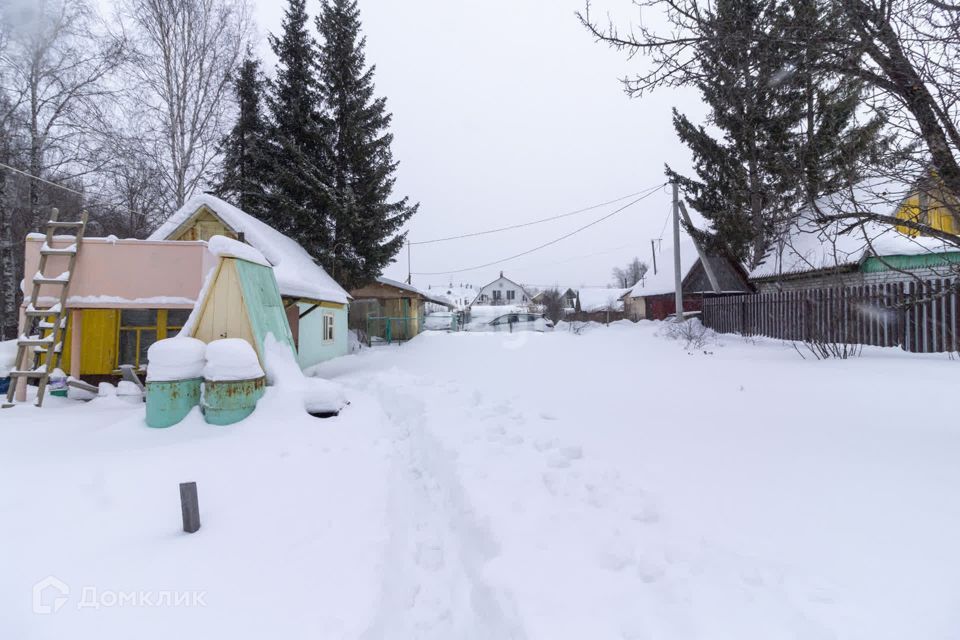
[145,377,203,428]
[202,376,266,426]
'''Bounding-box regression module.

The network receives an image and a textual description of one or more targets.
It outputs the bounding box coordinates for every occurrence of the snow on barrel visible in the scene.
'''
[146,337,206,382]
[203,338,264,381]
[145,337,207,428]
[202,339,265,425]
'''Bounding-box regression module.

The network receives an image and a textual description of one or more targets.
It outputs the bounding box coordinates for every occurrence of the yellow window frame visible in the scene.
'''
[114,309,189,371]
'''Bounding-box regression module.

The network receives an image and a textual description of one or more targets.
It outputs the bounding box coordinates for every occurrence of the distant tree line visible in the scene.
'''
[0,0,414,338]
[581,0,960,268]
[610,257,648,288]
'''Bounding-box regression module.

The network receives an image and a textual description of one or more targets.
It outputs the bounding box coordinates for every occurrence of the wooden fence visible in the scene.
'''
[701,279,960,353]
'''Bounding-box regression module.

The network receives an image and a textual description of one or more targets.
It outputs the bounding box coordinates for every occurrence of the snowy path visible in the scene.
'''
[315,325,960,639]
[4,321,960,639]
[358,374,526,639]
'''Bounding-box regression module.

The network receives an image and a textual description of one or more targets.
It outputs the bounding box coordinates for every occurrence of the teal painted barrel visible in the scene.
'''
[146,378,202,428]
[202,377,266,426]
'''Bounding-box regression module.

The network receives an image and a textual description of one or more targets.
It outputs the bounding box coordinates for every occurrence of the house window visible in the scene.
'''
[506,290,515,300]
[117,309,190,370]
[118,309,157,369]
[492,290,502,301]
[323,313,335,342]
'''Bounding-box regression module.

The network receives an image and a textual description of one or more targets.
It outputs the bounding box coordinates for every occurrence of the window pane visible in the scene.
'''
[166,309,191,328]
[118,330,137,366]
[138,330,157,366]
[121,309,157,327]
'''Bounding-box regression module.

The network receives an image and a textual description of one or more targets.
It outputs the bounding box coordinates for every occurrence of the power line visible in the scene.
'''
[409,184,666,245]
[0,160,148,222]
[411,185,665,276]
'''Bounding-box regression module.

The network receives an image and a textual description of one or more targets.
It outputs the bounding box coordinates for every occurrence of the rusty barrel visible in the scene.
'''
[202,376,266,425]
[145,378,202,428]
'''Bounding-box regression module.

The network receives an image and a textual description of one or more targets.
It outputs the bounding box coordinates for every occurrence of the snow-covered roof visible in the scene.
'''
[374,276,454,308]
[750,179,956,280]
[623,235,701,298]
[148,194,350,304]
[577,288,627,312]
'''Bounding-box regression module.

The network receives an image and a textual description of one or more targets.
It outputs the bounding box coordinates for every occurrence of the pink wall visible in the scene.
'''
[23,237,214,309]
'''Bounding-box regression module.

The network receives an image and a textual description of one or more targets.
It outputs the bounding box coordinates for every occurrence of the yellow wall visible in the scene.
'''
[59,308,189,376]
[170,207,237,241]
[896,189,959,236]
[58,309,118,375]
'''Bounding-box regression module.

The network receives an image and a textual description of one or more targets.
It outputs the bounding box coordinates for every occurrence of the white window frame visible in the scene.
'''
[322,312,335,342]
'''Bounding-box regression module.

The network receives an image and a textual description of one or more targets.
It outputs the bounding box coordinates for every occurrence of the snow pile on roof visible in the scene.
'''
[207,235,270,266]
[577,288,628,312]
[148,194,349,304]
[751,179,956,280]
[624,236,700,298]
[204,339,264,381]
[375,276,454,308]
[146,337,206,382]
[0,339,16,374]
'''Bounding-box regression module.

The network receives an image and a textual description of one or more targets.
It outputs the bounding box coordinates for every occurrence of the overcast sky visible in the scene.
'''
[253,0,705,290]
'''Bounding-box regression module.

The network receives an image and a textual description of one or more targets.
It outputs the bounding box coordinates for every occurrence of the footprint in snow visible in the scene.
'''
[533,437,558,452]
[539,411,558,421]
[546,445,583,468]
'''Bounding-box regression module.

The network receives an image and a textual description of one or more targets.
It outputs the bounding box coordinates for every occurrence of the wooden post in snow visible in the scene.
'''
[180,482,201,534]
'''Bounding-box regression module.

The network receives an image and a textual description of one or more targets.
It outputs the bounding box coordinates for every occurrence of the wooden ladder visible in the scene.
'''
[4,209,88,408]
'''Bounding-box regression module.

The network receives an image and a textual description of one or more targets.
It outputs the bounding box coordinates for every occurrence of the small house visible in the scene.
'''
[18,195,351,384]
[20,235,213,384]
[147,195,351,368]
[349,277,454,343]
[751,179,960,292]
[471,272,532,306]
[621,236,752,320]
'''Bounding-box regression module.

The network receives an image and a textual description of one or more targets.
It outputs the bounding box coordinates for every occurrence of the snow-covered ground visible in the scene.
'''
[3,322,960,639]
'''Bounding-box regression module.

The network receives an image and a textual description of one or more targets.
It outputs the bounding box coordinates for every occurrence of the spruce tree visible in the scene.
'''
[266,0,333,258]
[667,0,890,268]
[315,0,417,288]
[784,0,889,205]
[217,55,273,223]
[666,0,802,268]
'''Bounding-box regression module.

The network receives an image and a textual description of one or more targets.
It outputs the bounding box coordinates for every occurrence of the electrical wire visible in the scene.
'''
[0,160,148,222]
[411,185,666,276]
[409,183,666,245]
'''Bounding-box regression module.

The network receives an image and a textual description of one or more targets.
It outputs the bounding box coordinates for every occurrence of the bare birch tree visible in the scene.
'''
[0,0,125,227]
[119,0,252,209]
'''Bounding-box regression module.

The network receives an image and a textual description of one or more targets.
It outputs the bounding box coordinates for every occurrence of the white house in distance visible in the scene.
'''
[471,272,532,306]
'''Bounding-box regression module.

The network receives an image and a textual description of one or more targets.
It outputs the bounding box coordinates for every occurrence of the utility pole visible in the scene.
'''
[406,240,412,285]
[672,182,683,322]
[678,200,721,294]
[650,239,657,275]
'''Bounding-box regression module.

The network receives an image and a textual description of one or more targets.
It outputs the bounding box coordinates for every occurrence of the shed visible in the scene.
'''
[349,277,454,343]
[620,235,752,321]
[181,237,296,363]
[148,194,350,368]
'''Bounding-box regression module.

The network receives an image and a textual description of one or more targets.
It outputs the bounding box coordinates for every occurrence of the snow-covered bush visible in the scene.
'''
[660,318,715,350]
